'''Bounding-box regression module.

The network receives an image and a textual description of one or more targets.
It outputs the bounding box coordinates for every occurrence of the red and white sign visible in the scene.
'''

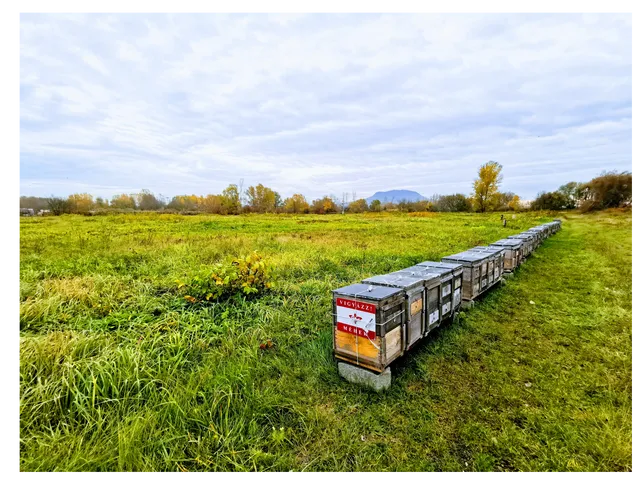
[336,298,376,340]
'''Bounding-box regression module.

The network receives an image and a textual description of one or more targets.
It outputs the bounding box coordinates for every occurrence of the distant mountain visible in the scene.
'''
[366,190,426,204]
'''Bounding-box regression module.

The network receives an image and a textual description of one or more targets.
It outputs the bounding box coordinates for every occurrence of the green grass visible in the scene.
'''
[19,210,631,471]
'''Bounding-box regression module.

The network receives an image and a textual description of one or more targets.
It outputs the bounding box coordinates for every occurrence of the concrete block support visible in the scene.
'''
[337,362,391,392]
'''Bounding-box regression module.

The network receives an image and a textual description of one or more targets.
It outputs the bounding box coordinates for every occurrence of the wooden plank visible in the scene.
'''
[384,325,402,362]
[335,329,381,362]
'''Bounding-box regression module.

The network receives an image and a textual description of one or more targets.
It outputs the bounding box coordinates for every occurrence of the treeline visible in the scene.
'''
[20,166,631,216]
[530,171,631,212]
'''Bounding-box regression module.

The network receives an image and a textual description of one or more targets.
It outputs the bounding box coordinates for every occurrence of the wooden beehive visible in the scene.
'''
[509,233,536,256]
[468,246,505,287]
[332,283,405,372]
[399,264,458,327]
[490,238,524,272]
[362,273,426,351]
[391,268,445,334]
[535,226,550,244]
[441,250,495,301]
[527,227,545,244]
[414,261,464,315]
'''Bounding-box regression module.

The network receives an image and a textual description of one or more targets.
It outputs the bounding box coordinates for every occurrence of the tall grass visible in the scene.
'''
[20,211,631,471]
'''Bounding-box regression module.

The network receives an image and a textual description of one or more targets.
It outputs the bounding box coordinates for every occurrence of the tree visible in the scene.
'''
[472,161,503,212]
[137,189,163,210]
[95,197,109,208]
[369,199,382,212]
[494,191,515,211]
[396,199,433,213]
[348,198,368,213]
[558,182,585,209]
[580,171,631,212]
[47,196,70,215]
[67,193,94,214]
[222,184,241,214]
[432,193,472,212]
[530,191,569,211]
[274,192,283,210]
[20,196,49,212]
[507,194,521,212]
[167,194,203,212]
[111,193,137,210]
[283,194,309,214]
[245,184,277,213]
[310,196,338,214]
[202,194,224,214]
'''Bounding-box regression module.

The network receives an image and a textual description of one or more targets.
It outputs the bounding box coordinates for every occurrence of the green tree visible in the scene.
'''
[530,191,569,211]
[558,182,585,209]
[274,192,283,210]
[369,199,382,212]
[472,161,503,212]
[222,184,241,214]
[47,196,70,215]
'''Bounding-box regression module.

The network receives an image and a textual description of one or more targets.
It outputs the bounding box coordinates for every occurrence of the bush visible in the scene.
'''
[177,252,273,303]
[580,171,631,212]
[530,191,570,211]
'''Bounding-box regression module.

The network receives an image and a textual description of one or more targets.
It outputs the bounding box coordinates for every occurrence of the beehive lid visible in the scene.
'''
[394,267,444,285]
[415,261,463,274]
[362,273,425,290]
[332,283,403,300]
[469,245,505,253]
[509,233,535,240]
[442,249,494,264]
[491,238,524,248]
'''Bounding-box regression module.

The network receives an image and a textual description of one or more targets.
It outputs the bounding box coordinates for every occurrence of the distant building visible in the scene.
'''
[20,208,35,216]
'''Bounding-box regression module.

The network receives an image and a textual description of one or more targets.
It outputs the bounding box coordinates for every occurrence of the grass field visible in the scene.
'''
[19,210,632,472]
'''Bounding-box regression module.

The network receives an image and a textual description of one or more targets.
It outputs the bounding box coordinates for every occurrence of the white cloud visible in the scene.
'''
[20,13,631,200]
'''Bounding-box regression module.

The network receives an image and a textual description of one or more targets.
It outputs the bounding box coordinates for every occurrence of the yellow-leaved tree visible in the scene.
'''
[67,193,94,214]
[245,184,278,213]
[283,194,309,213]
[472,161,503,213]
[508,194,521,212]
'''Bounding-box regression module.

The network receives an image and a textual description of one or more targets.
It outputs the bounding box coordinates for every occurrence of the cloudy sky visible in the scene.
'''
[20,13,631,201]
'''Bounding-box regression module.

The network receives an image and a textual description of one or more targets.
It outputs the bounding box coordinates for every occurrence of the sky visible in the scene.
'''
[20,13,631,201]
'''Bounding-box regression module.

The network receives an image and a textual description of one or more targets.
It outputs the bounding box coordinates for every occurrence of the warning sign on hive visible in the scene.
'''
[335,298,376,340]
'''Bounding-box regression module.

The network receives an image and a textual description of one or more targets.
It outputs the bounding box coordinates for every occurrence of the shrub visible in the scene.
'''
[177,252,273,303]
[530,191,570,211]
